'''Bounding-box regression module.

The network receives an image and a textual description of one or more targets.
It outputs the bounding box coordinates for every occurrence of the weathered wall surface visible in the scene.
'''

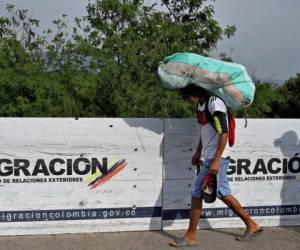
[0,118,299,235]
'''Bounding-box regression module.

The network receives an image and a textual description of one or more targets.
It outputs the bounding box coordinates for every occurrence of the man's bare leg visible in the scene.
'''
[169,197,202,246]
[185,197,203,240]
[221,195,261,232]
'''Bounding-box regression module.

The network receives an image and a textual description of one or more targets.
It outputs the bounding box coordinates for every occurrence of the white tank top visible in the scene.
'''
[197,96,230,160]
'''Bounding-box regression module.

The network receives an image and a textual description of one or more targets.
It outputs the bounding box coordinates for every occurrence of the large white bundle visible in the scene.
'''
[158,53,256,110]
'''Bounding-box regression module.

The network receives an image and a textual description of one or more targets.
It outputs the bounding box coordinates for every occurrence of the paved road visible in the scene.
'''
[0,227,299,250]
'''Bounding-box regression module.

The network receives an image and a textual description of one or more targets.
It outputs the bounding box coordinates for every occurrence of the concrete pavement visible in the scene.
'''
[0,226,299,250]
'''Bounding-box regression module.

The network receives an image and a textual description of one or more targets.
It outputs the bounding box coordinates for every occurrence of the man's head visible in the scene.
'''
[180,84,208,104]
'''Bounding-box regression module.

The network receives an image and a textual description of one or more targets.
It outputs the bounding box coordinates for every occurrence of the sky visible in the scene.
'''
[1,0,300,82]
[212,0,300,82]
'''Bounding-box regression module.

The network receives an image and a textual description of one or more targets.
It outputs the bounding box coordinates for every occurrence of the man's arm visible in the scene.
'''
[214,133,228,162]
[210,133,228,175]
[209,110,229,175]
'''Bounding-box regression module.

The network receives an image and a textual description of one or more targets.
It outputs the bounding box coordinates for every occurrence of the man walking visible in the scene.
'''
[170,84,263,247]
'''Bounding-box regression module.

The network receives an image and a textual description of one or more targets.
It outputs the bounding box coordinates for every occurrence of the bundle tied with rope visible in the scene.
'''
[157,52,256,127]
[158,52,256,111]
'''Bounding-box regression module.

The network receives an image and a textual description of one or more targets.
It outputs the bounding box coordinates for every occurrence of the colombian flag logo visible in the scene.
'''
[85,159,128,189]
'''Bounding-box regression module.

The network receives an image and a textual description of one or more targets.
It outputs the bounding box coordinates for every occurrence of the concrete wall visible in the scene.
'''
[0,118,299,235]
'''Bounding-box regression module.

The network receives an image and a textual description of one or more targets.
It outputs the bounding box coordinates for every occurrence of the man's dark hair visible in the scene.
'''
[180,84,208,99]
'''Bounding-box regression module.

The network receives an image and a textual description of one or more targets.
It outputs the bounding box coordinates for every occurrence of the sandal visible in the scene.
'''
[236,227,264,242]
[169,237,198,248]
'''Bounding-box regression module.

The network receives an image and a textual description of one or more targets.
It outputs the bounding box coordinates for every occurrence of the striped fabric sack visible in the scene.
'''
[158,52,256,110]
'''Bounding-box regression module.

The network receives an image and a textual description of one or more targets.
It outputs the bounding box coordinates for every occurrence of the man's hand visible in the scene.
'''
[209,159,220,175]
[191,151,201,166]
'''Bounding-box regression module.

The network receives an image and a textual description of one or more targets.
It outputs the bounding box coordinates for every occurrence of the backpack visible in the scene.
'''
[204,99,236,147]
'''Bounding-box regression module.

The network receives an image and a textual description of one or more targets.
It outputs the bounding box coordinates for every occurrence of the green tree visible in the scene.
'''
[83,0,236,117]
[0,5,96,117]
[0,1,236,117]
[275,73,300,118]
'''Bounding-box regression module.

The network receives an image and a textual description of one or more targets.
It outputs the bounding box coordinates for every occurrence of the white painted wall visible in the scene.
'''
[0,118,163,235]
[0,118,299,235]
[163,119,300,230]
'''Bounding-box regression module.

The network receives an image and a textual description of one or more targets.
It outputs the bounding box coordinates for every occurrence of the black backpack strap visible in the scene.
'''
[204,97,217,132]
[205,96,231,133]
